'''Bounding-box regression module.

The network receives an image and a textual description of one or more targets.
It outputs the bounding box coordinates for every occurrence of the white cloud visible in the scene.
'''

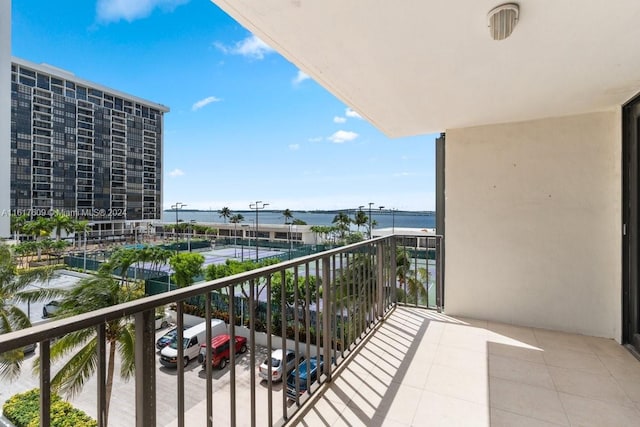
[169,168,185,177]
[96,0,189,23]
[214,35,275,60]
[192,96,221,111]
[328,130,359,144]
[333,116,346,124]
[292,70,310,85]
[308,137,323,142]
[345,108,363,119]
[288,144,300,151]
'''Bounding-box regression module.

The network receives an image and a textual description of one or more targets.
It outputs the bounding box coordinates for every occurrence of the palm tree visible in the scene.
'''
[50,211,74,241]
[354,210,368,232]
[39,273,138,425]
[230,214,244,223]
[218,207,231,223]
[10,213,29,242]
[310,225,333,245]
[332,212,351,239]
[73,220,91,249]
[103,247,137,288]
[230,214,244,250]
[0,243,56,380]
[149,246,172,276]
[23,217,53,261]
[282,209,294,224]
[395,248,429,304]
[407,267,430,305]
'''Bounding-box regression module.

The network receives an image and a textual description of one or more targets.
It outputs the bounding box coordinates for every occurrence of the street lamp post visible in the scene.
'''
[171,202,187,251]
[379,206,385,236]
[250,201,269,261]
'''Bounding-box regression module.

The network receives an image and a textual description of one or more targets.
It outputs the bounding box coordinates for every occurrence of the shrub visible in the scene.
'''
[2,389,97,427]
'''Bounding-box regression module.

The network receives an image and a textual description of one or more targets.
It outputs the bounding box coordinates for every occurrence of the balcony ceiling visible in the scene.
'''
[211,0,640,137]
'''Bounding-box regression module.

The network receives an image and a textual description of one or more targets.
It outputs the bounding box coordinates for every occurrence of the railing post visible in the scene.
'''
[206,293,213,427]
[134,309,156,427]
[97,323,107,427]
[322,256,332,381]
[176,301,185,427]
[377,242,384,318]
[39,340,51,427]
[435,236,444,312]
[391,236,397,304]
[249,280,256,427]
[229,284,236,426]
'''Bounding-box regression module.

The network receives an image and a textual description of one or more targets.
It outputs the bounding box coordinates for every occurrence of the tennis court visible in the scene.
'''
[138,246,286,273]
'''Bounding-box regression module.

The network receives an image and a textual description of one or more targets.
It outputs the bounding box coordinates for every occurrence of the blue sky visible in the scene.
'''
[11,0,437,211]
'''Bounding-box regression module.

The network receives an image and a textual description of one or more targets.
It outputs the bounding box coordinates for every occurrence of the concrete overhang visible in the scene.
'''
[210,0,640,137]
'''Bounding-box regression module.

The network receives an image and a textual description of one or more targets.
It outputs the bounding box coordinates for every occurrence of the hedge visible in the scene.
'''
[2,389,96,427]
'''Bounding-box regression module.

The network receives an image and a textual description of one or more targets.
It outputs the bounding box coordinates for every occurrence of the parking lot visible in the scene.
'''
[1,323,297,426]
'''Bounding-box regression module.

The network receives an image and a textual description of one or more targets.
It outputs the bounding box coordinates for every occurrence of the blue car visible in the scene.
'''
[286,356,324,400]
[156,327,181,350]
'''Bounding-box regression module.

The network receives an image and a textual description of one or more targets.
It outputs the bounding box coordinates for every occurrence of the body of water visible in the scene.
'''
[162,210,435,229]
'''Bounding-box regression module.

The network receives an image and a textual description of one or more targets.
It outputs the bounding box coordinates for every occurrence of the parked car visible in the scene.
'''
[22,343,37,354]
[42,300,60,318]
[155,313,171,330]
[198,334,247,369]
[286,356,326,400]
[156,327,181,351]
[159,320,226,368]
[259,349,304,382]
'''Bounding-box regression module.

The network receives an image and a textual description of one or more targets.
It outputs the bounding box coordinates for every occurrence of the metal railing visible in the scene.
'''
[0,235,442,426]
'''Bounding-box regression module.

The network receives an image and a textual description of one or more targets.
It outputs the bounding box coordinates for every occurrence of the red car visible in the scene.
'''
[198,334,247,369]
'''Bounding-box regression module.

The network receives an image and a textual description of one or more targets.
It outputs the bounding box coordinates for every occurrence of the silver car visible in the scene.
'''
[259,349,303,382]
[42,300,60,318]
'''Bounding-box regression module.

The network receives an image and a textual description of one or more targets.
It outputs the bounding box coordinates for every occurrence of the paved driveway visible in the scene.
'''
[0,325,295,426]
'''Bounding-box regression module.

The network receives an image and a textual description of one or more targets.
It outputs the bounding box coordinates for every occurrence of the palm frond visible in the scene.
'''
[32,328,96,374]
[7,305,32,330]
[14,266,55,289]
[118,324,136,380]
[51,337,99,399]
[0,348,23,381]
[0,309,14,334]
[14,286,67,306]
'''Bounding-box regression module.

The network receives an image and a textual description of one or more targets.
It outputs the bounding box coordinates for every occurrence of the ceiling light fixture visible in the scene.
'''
[488,3,519,41]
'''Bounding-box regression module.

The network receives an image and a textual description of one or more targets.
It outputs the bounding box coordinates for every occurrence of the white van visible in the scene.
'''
[159,319,226,368]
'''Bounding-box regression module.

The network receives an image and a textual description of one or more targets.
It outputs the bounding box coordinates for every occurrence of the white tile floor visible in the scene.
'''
[293,306,640,426]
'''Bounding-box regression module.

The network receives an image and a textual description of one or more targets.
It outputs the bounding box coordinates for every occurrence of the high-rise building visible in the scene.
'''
[9,57,169,238]
[0,1,11,238]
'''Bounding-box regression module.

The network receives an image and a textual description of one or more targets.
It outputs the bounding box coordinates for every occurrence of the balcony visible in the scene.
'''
[0,235,439,426]
[296,307,640,426]
[2,234,640,426]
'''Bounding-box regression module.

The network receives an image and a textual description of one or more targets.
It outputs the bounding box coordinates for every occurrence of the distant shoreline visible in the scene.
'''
[163,209,435,215]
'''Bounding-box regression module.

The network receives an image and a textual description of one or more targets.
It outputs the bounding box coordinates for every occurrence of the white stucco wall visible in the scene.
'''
[444,111,621,340]
[0,1,10,238]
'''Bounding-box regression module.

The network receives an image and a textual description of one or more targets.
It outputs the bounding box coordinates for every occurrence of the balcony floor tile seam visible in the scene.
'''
[489,406,569,427]
[557,391,640,426]
[488,376,570,426]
